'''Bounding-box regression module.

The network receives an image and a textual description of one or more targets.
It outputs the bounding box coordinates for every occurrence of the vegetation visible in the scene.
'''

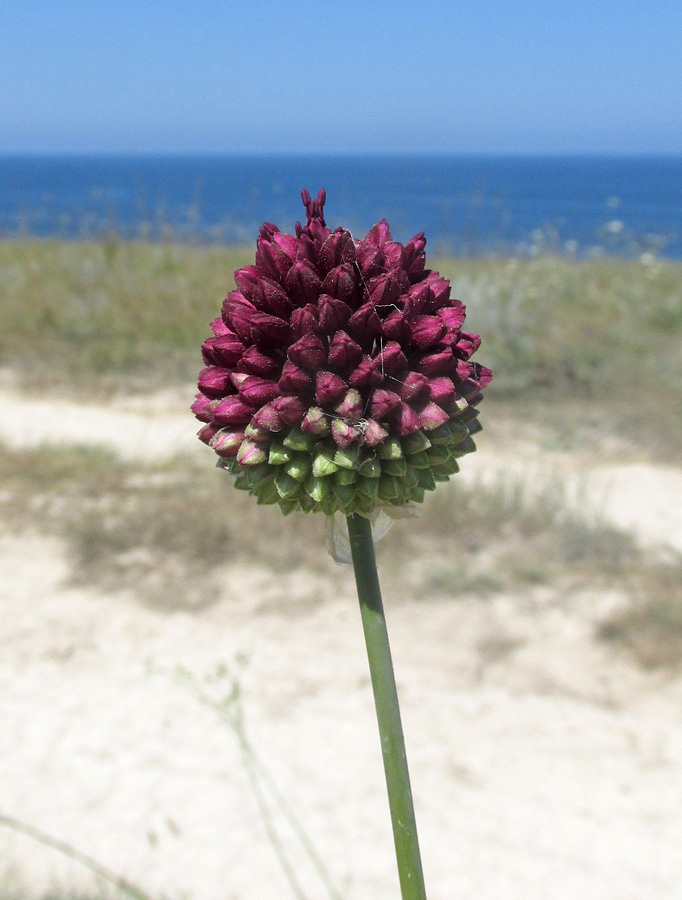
[0,239,679,661]
[1,439,679,670]
[1,240,680,454]
[0,239,680,895]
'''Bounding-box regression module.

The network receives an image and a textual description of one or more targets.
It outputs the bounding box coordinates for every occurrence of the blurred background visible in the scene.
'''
[1,2,681,899]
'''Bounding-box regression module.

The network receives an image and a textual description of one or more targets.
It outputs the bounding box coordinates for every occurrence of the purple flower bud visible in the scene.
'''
[328,331,363,370]
[362,419,389,447]
[376,341,408,374]
[200,340,217,366]
[288,333,327,370]
[295,233,319,266]
[399,372,429,403]
[318,294,352,333]
[409,315,446,349]
[191,393,218,423]
[250,312,293,348]
[395,402,422,435]
[417,348,456,377]
[365,219,392,247]
[214,395,255,425]
[259,222,278,240]
[456,359,474,381]
[233,265,262,300]
[285,260,323,304]
[202,334,244,367]
[331,418,362,449]
[429,276,452,308]
[272,395,307,426]
[403,232,426,269]
[210,316,230,336]
[307,217,329,244]
[383,241,406,270]
[407,252,426,281]
[198,366,233,397]
[251,402,283,431]
[256,238,293,281]
[404,282,434,319]
[222,292,257,341]
[347,303,382,344]
[197,423,220,445]
[438,304,466,334]
[239,345,281,377]
[321,264,358,306]
[272,231,298,261]
[319,230,356,273]
[238,376,280,406]
[251,278,294,318]
[427,376,456,406]
[279,360,314,393]
[370,389,401,419]
[210,428,247,457]
[478,365,493,388]
[290,303,321,338]
[316,371,348,405]
[418,402,450,431]
[356,243,385,278]
[382,310,409,343]
[334,388,364,419]
[349,355,383,388]
[458,379,481,400]
[366,274,400,310]
[301,406,331,435]
[456,331,482,356]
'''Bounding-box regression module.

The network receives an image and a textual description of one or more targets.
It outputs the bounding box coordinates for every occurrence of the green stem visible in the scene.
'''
[347,513,427,900]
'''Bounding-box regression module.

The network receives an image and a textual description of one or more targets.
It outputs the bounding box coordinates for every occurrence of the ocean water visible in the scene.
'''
[1,154,681,258]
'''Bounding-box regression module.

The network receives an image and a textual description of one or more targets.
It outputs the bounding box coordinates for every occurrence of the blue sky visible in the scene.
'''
[2,0,681,155]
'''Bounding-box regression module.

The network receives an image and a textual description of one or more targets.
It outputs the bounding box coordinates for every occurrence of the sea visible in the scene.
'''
[1,154,681,259]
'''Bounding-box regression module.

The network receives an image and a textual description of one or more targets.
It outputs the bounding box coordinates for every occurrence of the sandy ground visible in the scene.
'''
[1,385,682,900]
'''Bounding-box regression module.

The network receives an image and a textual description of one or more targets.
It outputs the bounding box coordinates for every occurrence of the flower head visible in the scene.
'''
[193,189,492,516]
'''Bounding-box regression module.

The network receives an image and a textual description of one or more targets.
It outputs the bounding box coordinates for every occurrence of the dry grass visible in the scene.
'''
[386,475,639,598]
[597,560,682,669]
[0,239,251,392]
[3,441,679,666]
[433,253,682,457]
[0,443,335,608]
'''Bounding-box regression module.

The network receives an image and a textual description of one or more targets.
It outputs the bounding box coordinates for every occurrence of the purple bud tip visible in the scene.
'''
[301,187,326,226]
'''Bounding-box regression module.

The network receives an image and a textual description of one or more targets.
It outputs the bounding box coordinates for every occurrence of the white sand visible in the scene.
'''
[1,388,682,900]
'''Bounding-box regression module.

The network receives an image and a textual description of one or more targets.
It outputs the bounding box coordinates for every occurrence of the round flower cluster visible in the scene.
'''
[193,189,492,516]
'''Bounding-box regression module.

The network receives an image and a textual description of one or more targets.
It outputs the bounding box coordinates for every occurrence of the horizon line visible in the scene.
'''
[2,149,682,160]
